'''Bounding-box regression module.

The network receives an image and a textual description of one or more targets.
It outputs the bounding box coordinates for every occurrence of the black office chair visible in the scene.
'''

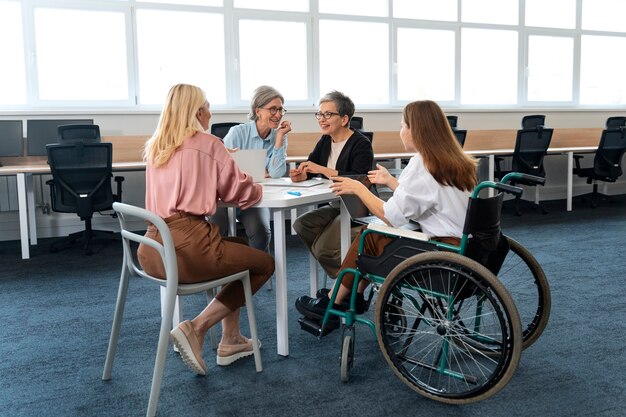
[573,125,626,208]
[210,122,239,140]
[606,116,626,129]
[57,124,101,144]
[521,115,546,130]
[454,129,467,147]
[446,115,458,129]
[46,142,123,255]
[350,116,364,131]
[496,125,553,215]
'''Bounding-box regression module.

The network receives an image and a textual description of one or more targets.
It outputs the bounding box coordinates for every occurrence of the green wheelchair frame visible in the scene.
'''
[314,172,550,403]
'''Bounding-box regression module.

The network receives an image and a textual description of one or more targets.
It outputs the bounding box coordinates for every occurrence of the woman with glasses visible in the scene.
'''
[291,91,373,297]
[210,85,291,253]
[140,84,274,375]
[295,100,477,332]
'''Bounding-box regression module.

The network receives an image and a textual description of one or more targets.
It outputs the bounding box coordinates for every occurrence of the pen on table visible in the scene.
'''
[287,191,301,196]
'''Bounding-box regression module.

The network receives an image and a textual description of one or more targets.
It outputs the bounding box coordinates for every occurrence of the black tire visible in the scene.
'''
[375,251,522,404]
[341,335,354,383]
[499,236,551,350]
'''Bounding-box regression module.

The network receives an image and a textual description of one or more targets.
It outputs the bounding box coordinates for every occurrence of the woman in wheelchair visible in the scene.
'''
[295,100,478,330]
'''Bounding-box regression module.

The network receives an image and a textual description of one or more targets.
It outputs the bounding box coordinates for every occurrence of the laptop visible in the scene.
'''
[338,175,421,231]
[230,149,268,182]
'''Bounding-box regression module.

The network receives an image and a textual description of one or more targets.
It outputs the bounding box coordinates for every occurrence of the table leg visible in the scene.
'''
[272,209,289,356]
[26,174,37,245]
[227,207,236,236]
[488,155,495,197]
[567,151,573,211]
[309,253,318,297]
[16,173,30,259]
[340,201,350,260]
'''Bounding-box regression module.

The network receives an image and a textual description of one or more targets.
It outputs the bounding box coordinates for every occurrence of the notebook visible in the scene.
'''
[230,149,268,183]
[337,175,421,231]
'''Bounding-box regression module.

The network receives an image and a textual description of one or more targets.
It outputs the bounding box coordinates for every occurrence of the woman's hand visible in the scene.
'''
[289,167,308,183]
[277,120,292,136]
[329,176,367,196]
[226,147,239,153]
[297,160,325,175]
[368,163,398,190]
[275,120,292,148]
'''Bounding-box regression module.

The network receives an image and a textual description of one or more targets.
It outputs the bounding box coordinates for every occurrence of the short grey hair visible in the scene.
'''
[249,85,285,121]
[319,90,355,125]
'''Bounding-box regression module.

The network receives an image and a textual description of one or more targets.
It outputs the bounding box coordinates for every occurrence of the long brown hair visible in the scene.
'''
[144,84,206,167]
[403,100,477,192]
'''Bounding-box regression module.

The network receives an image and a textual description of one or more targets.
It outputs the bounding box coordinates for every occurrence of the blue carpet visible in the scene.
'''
[1,196,625,417]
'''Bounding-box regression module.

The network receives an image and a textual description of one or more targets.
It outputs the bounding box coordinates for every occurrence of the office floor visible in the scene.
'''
[0,196,625,417]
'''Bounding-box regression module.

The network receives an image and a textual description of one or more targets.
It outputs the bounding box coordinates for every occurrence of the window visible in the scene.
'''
[5,0,626,110]
[582,0,626,33]
[238,19,308,101]
[319,20,389,104]
[393,0,457,21]
[396,28,455,102]
[0,1,26,105]
[138,0,222,6]
[461,28,518,105]
[527,35,573,102]
[580,35,626,105]
[136,9,226,105]
[462,0,518,25]
[319,0,387,17]
[33,7,128,102]
[234,0,307,12]
[525,0,575,29]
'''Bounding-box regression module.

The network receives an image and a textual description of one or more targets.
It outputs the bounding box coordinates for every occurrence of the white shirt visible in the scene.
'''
[383,153,470,238]
[327,139,349,170]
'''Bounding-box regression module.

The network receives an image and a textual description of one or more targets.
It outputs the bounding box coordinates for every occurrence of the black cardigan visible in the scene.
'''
[305,130,374,179]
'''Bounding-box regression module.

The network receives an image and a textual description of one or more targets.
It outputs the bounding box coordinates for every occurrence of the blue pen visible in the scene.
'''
[287,191,301,196]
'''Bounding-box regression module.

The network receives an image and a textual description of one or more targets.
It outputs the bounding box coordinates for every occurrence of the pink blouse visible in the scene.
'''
[145,132,262,219]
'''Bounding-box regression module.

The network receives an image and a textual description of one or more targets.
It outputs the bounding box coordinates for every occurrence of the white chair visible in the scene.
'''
[102,202,262,417]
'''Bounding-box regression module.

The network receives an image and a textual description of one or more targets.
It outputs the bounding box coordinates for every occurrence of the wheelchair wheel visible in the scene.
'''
[340,334,354,383]
[499,236,551,350]
[375,251,522,404]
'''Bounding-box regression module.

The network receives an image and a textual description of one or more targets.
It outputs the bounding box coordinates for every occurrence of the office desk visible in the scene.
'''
[0,160,146,259]
[255,182,347,356]
[2,128,603,260]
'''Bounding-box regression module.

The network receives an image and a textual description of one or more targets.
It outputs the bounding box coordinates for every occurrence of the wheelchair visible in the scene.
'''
[298,173,551,404]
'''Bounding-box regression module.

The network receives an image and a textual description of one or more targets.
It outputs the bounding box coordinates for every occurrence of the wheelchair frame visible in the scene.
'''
[308,172,551,403]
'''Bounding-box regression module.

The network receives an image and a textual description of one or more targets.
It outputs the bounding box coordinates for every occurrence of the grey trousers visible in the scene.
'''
[293,205,358,279]
[209,207,272,253]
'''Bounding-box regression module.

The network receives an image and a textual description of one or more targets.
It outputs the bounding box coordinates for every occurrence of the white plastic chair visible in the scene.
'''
[102,202,262,417]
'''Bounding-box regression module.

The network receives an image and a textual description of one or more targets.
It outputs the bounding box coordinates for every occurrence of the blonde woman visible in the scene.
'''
[296,100,477,331]
[139,84,274,374]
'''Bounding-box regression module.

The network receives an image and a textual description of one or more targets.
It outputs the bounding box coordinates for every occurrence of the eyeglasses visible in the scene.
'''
[314,111,340,120]
[261,107,287,116]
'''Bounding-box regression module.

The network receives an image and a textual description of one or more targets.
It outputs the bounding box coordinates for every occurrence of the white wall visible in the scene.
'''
[1,108,625,242]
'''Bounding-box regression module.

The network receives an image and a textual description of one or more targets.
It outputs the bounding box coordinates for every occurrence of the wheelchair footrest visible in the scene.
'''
[298,316,338,337]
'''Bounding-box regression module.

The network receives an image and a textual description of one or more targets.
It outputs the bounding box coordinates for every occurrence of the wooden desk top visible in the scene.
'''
[0,128,603,175]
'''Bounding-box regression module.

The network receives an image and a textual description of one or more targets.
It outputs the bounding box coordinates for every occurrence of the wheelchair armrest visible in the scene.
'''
[366,223,428,242]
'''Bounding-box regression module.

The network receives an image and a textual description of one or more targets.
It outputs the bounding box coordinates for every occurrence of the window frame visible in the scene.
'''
[2,0,626,112]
